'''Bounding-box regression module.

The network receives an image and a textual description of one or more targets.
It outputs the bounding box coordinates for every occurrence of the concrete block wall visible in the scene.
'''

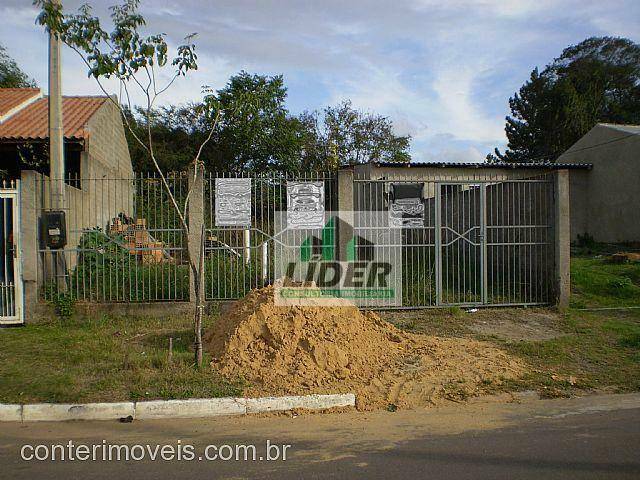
[19,171,39,317]
[554,170,571,309]
[84,98,133,179]
[559,124,640,243]
[20,170,136,321]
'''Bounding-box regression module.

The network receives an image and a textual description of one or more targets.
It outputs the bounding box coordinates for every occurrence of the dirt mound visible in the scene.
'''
[205,287,526,410]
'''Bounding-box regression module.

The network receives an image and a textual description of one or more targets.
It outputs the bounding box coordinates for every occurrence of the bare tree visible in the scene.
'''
[35,0,253,366]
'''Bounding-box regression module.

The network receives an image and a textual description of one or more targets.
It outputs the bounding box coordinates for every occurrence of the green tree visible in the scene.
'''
[314,100,411,166]
[491,36,640,163]
[34,0,252,366]
[0,44,38,177]
[205,72,306,172]
[124,105,197,172]
[125,72,308,173]
[126,76,412,173]
[294,101,411,169]
[0,43,36,88]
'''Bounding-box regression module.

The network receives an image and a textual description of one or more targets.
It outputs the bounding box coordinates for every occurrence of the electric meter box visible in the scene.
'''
[42,211,67,249]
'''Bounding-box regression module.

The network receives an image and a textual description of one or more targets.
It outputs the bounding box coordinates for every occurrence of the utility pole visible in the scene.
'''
[48,0,66,291]
[49,0,65,199]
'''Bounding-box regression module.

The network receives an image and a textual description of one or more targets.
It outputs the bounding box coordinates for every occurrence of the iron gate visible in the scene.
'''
[0,180,23,324]
[32,171,555,308]
[354,176,555,308]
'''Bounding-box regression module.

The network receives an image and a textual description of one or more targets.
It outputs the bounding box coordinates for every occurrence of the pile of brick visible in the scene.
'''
[609,252,640,264]
[108,217,165,264]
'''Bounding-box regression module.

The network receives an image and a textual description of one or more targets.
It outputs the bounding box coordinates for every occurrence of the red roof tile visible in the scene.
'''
[0,88,41,117]
[0,95,108,141]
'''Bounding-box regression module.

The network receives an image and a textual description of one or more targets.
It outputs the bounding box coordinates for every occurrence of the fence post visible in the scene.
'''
[337,168,354,261]
[243,229,251,265]
[20,171,39,323]
[188,168,205,304]
[554,169,570,310]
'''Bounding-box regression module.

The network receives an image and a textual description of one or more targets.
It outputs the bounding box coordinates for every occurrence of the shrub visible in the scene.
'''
[65,229,189,302]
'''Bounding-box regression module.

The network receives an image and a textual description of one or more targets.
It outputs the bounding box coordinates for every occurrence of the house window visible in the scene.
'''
[64,147,82,189]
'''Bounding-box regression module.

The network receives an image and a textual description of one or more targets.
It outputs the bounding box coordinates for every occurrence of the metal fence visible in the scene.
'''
[37,173,189,302]
[36,171,338,303]
[0,179,23,323]
[353,172,556,307]
[35,169,555,308]
[204,171,338,300]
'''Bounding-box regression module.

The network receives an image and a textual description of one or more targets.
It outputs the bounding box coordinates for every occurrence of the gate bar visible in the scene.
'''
[434,183,442,306]
[480,184,488,304]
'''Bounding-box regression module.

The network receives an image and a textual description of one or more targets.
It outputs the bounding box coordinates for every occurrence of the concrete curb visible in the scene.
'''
[245,394,356,414]
[135,398,245,420]
[0,404,22,422]
[0,394,356,422]
[22,402,135,422]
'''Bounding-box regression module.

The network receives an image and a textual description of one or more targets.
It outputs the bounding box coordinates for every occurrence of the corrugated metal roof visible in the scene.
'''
[366,161,593,169]
[0,88,41,117]
[0,95,108,141]
[599,123,640,135]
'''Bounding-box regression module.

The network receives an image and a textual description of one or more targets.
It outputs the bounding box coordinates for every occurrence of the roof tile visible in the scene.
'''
[0,94,108,141]
[0,88,41,117]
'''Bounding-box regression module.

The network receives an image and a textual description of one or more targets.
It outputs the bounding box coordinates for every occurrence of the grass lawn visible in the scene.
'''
[385,247,640,398]
[0,314,242,404]
[504,248,640,397]
[498,307,640,397]
[1,245,638,404]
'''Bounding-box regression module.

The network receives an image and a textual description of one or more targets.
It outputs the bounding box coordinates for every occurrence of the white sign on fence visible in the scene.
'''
[215,178,252,227]
[286,181,325,229]
[388,183,425,228]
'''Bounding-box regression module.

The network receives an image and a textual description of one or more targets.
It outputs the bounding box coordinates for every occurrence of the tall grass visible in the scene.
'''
[47,230,190,302]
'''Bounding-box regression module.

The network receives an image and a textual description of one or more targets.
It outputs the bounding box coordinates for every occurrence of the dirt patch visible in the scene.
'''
[468,309,563,342]
[380,309,471,337]
[609,252,640,264]
[204,287,526,411]
[381,308,563,342]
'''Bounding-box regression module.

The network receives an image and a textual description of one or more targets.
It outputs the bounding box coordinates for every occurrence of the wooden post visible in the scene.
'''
[187,167,205,304]
[337,168,354,261]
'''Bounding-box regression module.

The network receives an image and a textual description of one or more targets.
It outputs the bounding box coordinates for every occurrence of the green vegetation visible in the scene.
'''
[496,307,640,398]
[490,36,640,162]
[44,285,76,318]
[0,314,242,404]
[126,75,412,173]
[5,247,639,404]
[0,43,36,88]
[570,256,640,308]
[47,230,190,303]
[32,0,411,177]
[204,251,264,300]
[493,251,640,397]
[57,230,264,302]
[391,249,640,398]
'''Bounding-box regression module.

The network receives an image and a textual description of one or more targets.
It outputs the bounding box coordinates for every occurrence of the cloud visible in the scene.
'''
[431,66,505,143]
[1,0,638,162]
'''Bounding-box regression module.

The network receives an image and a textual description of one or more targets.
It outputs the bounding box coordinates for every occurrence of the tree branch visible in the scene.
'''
[66,42,189,233]
[182,108,222,220]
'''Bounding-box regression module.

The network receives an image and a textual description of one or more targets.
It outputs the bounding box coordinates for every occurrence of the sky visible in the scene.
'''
[1,0,639,163]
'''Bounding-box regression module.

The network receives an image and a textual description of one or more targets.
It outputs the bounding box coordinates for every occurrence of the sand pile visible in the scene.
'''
[205,287,526,410]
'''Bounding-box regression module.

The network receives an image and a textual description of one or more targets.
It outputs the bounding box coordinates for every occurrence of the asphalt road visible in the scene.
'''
[2,393,640,479]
